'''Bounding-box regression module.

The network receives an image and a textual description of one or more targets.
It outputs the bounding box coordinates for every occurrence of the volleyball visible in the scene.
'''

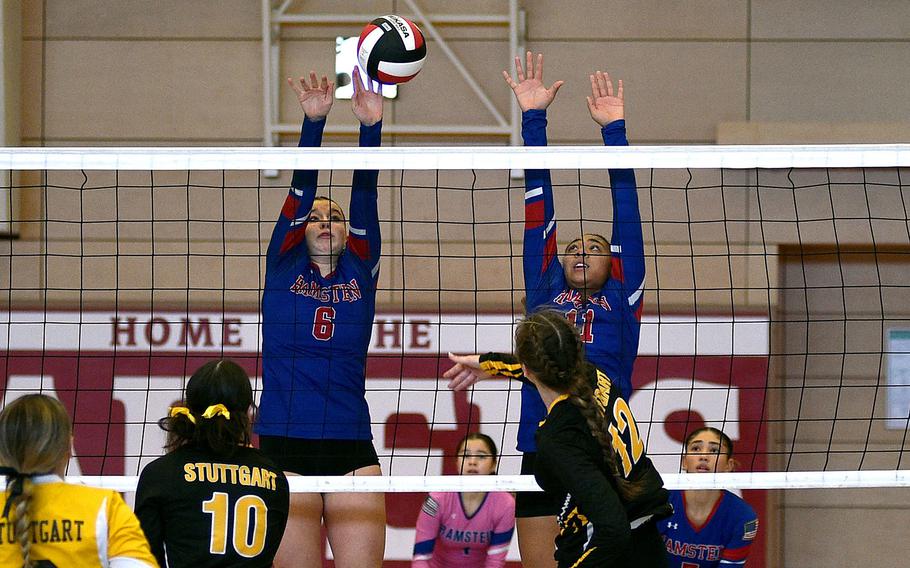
[357,15,427,84]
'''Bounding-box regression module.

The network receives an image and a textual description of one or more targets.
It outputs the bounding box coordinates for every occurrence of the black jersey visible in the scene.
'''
[480,353,671,567]
[135,445,290,568]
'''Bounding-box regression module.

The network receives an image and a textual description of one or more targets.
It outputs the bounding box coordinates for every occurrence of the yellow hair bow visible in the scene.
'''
[169,406,196,424]
[201,404,231,420]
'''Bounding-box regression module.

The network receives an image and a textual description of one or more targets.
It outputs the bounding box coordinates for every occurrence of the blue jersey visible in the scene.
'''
[256,117,382,440]
[519,109,644,452]
[659,490,758,567]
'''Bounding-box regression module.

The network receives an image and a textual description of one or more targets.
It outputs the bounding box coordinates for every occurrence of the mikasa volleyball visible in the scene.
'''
[357,15,427,84]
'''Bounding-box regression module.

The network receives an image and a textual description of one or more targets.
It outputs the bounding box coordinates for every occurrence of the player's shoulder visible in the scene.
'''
[422,492,451,517]
[487,490,516,507]
[721,490,757,521]
[139,446,188,474]
[426,491,455,505]
[667,489,685,507]
[51,482,122,508]
[537,403,589,449]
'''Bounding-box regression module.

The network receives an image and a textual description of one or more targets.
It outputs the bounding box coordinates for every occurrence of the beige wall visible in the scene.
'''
[7,2,910,567]
[776,250,910,568]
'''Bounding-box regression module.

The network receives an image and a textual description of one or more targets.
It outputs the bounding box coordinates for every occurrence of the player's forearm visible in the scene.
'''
[522,109,553,197]
[290,117,327,191]
[480,352,527,382]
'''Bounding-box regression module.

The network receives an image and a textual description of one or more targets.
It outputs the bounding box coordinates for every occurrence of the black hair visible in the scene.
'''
[159,359,254,457]
[457,432,498,460]
[685,427,734,458]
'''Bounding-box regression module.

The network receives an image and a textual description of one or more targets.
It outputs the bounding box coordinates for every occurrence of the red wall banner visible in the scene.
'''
[0,310,769,567]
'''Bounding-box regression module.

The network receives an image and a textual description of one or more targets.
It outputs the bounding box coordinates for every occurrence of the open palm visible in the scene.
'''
[287,71,334,120]
[586,70,624,126]
[502,51,564,112]
[351,66,383,126]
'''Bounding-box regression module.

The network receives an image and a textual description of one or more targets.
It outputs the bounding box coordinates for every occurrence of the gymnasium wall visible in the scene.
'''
[6,2,910,567]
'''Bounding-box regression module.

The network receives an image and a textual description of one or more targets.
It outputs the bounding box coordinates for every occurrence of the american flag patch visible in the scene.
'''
[743,519,758,540]
[422,496,439,517]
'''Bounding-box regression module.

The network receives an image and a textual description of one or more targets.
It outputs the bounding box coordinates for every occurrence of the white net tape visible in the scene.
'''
[52,470,910,494]
[3,144,910,171]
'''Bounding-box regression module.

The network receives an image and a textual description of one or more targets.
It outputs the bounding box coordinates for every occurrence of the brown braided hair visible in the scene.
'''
[0,394,72,567]
[515,310,622,479]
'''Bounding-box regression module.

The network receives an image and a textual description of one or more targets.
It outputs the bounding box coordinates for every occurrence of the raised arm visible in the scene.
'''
[443,352,530,391]
[503,52,566,308]
[588,70,644,315]
[267,72,335,265]
[347,66,383,279]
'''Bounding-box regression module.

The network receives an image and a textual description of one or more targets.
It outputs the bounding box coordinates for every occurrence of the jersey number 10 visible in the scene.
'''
[202,492,269,558]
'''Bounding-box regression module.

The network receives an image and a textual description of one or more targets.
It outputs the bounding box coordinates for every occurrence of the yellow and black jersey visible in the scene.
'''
[480,353,671,567]
[134,445,289,568]
[0,475,157,567]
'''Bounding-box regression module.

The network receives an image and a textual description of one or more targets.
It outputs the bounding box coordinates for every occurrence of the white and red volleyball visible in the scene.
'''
[357,15,427,84]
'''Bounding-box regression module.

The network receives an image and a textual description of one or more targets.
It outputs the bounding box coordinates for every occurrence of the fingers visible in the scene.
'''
[595,71,609,99]
[447,352,470,365]
[287,76,304,96]
[535,52,544,82]
[352,66,363,94]
[502,70,517,90]
[586,95,596,114]
[289,72,333,97]
[617,78,623,100]
[526,51,534,80]
[514,55,526,82]
[603,71,614,97]
[549,80,565,98]
[446,368,477,392]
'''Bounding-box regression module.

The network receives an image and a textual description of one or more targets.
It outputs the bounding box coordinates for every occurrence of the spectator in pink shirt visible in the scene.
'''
[412,434,515,568]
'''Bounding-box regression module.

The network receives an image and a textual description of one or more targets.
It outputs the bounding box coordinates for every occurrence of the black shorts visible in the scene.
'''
[258,436,380,476]
[516,452,562,518]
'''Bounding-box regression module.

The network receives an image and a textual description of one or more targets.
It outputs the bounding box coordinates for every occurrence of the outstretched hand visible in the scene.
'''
[502,51,565,112]
[351,66,383,126]
[287,71,335,120]
[586,70,624,126]
[443,353,490,391]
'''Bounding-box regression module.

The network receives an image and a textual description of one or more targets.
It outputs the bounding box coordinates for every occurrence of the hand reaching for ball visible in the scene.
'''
[287,72,335,121]
[503,51,564,112]
[351,66,383,126]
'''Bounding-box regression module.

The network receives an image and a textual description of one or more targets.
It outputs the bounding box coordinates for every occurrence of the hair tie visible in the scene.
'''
[0,466,29,519]
[201,404,231,420]
[169,406,196,424]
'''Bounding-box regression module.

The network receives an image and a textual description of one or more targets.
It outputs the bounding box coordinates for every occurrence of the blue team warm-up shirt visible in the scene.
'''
[256,117,382,440]
[519,109,644,453]
[659,490,758,567]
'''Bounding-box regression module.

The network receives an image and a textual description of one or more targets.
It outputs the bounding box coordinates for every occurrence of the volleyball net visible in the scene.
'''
[1,144,909,495]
